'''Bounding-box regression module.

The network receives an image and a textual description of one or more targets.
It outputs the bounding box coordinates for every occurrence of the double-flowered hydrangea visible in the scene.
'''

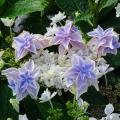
[12,31,39,61]
[2,60,41,101]
[87,25,120,56]
[67,55,99,98]
[53,21,83,54]
[12,31,50,61]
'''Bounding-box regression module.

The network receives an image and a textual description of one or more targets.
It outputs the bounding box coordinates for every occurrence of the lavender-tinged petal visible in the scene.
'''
[71,55,83,66]
[28,44,37,54]
[64,21,72,34]
[53,36,62,45]
[2,68,19,80]
[27,83,40,99]
[76,74,88,98]
[58,45,65,55]
[32,67,41,79]
[24,60,35,71]
[70,32,82,42]
[61,38,70,49]
[15,48,28,61]
[104,28,113,36]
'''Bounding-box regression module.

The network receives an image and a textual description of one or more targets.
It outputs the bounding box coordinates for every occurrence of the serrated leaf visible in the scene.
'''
[3,0,47,18]
[55,0,89,15]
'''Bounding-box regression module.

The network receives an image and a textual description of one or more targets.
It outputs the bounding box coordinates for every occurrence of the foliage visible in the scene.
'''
[0,0,47,18]
[46,108,63,120]
[66,100,89,120]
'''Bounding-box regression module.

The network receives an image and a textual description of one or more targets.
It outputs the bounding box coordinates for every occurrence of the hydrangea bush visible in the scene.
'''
[0,0,120,120]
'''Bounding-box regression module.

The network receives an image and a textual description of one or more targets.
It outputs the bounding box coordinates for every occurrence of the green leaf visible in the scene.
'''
[100,9,120,31]
[55,0,89,15]
[105,50,120,68]
[97,0,118,21]
[0,0,5,7]
[0,85,18,120]
[98,0,118,12]
[75,12,93,26]
[3,0,47,18]
[22,97,43,120]
[82,87,108,105]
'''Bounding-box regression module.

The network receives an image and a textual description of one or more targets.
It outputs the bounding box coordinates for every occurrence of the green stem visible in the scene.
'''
[9,27,13,40]
[104,75,108,88]
[93,13,98,28]
[49,99,53,109]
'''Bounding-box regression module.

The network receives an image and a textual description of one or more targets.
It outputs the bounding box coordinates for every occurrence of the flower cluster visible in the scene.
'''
[2,11,120,103]
[2,60,41,101]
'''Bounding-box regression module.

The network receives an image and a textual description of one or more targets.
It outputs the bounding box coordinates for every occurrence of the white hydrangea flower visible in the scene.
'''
[13,15,29,33]
[100,104,120,120]
[39,88,57,103]
[19,114,28,120]
[1,18,14,27]
[104,103,114,115]
[95,58,114,78]
[115,3,120,17]
[49,11,66,25]
[45,24,59,36]
[10,98,19,112]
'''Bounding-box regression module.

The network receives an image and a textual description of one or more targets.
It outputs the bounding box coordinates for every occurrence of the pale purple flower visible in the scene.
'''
[53,21,83,54]
[2,60,41,101]
[67,55,99,98]
[87,25,120,56]
[12,31,39,61]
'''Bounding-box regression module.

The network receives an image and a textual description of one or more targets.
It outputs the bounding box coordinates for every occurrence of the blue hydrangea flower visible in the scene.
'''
[2,60,41,101]
[67,55,99,98]
[53,21,83,54]
[12,31,39,61]
[87,26,120,56]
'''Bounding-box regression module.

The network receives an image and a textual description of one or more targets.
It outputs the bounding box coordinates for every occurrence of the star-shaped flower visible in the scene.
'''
[39,88,57,103]
[67,55,98,98]
[53,21,83,54]
[87,26,120,56]
[12,31,40,61]
[2,60,41,101]
[49,11,66,25]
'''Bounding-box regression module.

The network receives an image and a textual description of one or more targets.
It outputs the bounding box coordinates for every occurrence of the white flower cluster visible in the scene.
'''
[45,11,66,37]
[32,50,69,91]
